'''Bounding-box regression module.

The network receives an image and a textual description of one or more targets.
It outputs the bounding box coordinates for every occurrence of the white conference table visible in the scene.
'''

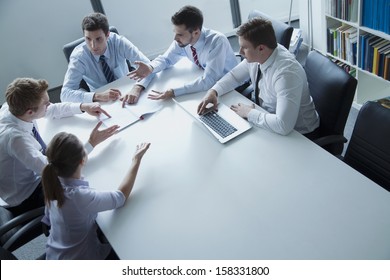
[39,59,390,260]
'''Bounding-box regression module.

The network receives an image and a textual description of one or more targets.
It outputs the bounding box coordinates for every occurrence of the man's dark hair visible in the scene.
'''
[237,17,277,49]
[171,5,203,32]
[82,12,109,34]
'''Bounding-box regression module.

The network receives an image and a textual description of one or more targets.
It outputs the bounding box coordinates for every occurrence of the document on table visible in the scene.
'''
[98,93,163,131]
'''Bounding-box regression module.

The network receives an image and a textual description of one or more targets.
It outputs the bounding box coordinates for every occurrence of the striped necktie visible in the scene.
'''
[32,126,46,155]
[99,55,115,83]
[190,46,203,69]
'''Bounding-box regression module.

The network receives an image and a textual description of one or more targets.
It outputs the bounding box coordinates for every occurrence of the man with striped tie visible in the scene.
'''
[128,5,237,100]
[0,78,119,216]
[61,13,154,106]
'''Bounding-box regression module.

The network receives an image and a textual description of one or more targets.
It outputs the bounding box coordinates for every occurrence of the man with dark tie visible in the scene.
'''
[128,5,237,100]
[0,78,119,215]
[198,18,320,137]
[61,12,153,106]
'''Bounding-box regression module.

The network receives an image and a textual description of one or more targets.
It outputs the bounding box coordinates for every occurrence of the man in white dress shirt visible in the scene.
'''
[198,17,320,137]
[128,5,238,100]
[0,78,119,215]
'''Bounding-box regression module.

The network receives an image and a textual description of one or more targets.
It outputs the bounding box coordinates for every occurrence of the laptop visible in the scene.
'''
[174,98,252,144]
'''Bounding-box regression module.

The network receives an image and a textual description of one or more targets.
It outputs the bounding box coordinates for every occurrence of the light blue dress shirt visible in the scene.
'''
[61,33,154,103]
[150,28,238,96]
[45,177,126,260]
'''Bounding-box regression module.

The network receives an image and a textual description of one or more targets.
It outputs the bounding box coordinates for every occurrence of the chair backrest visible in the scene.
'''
[62,26,119,63]
[343,101,390,191]
[0,245,17,260]
[0,206,44,252]
[62,26,120,91]
[304,51,357,155]
[248,10,293,50]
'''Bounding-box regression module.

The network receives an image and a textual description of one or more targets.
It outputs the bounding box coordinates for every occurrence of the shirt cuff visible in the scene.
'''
[247,109,262,124]
[211,84,226,97]
[68,103,84,114]
[172,87,185,96]
[149,61,161,73]
[84,141,94,154]
[136,72,154,88]
[83,91,95,103]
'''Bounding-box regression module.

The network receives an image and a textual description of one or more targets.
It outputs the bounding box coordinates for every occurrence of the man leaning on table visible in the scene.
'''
[198,17,320,137]
[0,77,119,216]
[128,5,237,100]
[61,12,154,106]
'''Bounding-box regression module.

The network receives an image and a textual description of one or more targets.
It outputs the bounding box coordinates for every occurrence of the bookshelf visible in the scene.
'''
[301,0,390,106]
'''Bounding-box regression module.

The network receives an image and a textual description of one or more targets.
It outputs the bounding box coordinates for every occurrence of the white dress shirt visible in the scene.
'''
[0,103,92,207]
[45,177,125,260]
[150,27,238,96]
[212,45,319,135]
[61,33,154,103]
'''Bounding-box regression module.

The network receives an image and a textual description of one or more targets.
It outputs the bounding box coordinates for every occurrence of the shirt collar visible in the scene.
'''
[190,28,205,52]
[59,177,89,188]
[93,45,111,62]
[260,45,279,72]
[5,106,34,133]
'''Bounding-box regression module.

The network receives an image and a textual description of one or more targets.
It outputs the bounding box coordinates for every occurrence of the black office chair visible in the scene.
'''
[0,206,46,260]
[0,206,45,254]
[63,26,119,63]
[304,50,357,156]
[248,10,293,50]
[342,101,390,191]
[237,10,294,98]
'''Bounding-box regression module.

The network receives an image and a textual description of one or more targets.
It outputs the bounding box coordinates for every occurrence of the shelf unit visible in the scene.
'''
[302,0,390,107]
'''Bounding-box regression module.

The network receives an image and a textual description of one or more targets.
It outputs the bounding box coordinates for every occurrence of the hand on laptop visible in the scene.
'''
[230,103,255,118]
[197,89,218,115]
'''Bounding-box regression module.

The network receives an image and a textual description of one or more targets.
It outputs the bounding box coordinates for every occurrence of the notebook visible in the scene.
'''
[174,98,252,144]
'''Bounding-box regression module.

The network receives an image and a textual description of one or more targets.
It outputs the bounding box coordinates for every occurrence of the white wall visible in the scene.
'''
[299,0,326,50]
[102,0,234,59]
[0,0,297,104]
[0,0,93,104]
[239,0,299,23]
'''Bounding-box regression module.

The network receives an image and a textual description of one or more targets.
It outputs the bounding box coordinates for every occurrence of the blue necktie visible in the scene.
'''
[32,126,46,155]
[99,55,115,83]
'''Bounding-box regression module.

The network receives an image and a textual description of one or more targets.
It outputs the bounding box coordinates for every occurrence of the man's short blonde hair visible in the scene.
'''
[5,78,48,116]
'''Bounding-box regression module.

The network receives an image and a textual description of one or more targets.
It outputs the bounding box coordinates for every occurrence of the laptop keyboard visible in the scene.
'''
[199,111,237,138]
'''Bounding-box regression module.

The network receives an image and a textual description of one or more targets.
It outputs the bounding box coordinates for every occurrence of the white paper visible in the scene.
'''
[98,93,162,131]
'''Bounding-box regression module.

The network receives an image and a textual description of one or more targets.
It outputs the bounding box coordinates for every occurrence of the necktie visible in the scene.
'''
[254,64,262,106]
[190,46,203,69]
[99,55,115,83]
[32,126,46,155]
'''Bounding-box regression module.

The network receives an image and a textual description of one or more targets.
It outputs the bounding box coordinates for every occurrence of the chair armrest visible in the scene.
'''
[336,154,344,161]
[3,215,44,251]
[313,135,347,147]
[235,52,244,62]
[0,206,44,238]
[240,84,253,99]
